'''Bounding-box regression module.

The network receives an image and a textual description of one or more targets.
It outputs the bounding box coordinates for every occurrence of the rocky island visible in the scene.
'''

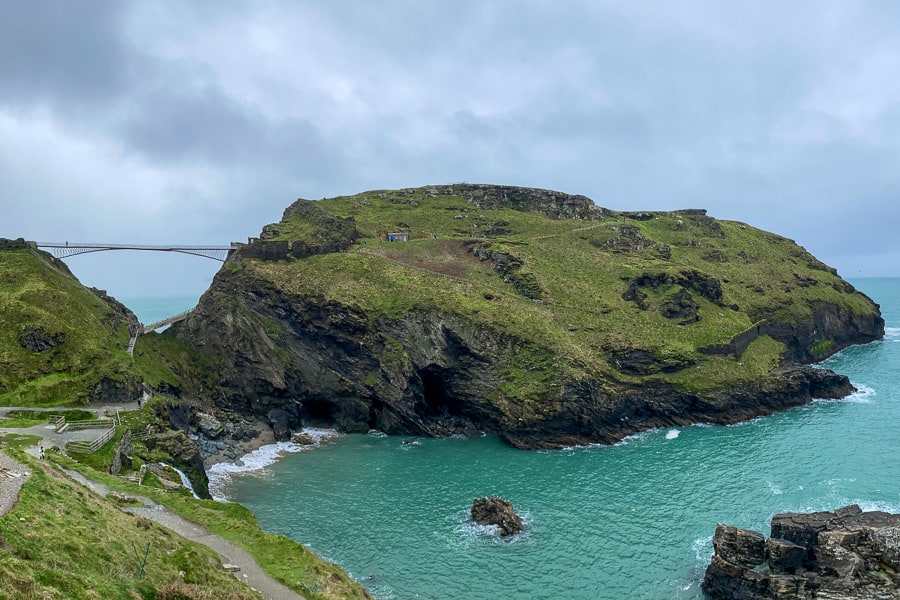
[703,504,900,599]
[167,184,882,452]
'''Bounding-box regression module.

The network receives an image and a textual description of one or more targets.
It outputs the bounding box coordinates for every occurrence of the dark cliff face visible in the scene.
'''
[171,270,868,449]
[168,184,883,448]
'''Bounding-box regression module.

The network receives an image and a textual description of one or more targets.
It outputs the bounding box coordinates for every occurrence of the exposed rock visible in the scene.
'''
[471,496,524,536]
[661,288,700,323]
[197,413,224,438]
[90,375,142,404]
[291,432,316,445]
[18,325,65,352]
[109,429,134,475]
[0,237,29,250]
[703,504,900,599]
[144,431,210,499]
[267,407,300,441]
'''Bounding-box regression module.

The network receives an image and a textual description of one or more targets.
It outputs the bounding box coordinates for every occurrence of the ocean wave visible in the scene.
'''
[885,327,900,340]
[692,535,713,561]
[665,429,680,440]
[207,427,341,501]
[813,383,875,404]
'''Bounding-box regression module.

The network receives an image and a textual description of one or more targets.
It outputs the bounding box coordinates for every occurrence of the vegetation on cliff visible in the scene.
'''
[0,243,202,407]
[173,184,883,448]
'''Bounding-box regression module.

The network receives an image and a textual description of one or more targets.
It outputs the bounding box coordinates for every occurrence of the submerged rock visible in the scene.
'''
[471,496,524,536]
[702,504,900,599]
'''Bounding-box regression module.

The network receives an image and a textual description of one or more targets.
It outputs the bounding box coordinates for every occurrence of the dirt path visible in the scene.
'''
[0,450,29,517]
[61,467,305,600]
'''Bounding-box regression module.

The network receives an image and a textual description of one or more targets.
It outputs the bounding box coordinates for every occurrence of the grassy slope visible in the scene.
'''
[251,187,875,396]
[0,444,262,600]
[43,447,368,600]
[0,247,197,406]
[1,247,369,599]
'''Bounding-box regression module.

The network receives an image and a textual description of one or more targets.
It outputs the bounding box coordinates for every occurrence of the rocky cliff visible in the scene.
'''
[169,184,883,449]
[703,504,900,599]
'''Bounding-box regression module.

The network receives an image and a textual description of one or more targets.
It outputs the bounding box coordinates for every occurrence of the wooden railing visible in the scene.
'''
[68,427,117,454]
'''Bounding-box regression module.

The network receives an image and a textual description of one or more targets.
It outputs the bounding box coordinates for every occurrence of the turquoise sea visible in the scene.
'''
[156,280,899,599]
[119,296,198,328]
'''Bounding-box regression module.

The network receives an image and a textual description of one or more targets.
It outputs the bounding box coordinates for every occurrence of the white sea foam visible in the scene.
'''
[449,508,534,546]
[665,429,680,440]
[885,327,900,340]
[852,499,900,514]
[207,427,341,501]
[813,383,875,404]
[692,535,713,561]
[368,429,388,438]
[767,481,783,495]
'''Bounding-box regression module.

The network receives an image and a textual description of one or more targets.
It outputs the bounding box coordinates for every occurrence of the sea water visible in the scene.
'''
[119,296,198,327]
[189,280,898,599]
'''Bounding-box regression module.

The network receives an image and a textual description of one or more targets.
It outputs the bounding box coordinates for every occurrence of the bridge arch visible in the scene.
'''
[36,243,235,262]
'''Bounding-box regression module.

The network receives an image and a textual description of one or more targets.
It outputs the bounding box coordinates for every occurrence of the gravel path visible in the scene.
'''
[0,450,29,517]
[61,468,305,600]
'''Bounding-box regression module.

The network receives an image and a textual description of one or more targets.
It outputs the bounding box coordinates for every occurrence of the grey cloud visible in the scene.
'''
[0,0,130,107]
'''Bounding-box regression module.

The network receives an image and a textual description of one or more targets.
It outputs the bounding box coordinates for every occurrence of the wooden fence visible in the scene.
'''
[68,427,117,454]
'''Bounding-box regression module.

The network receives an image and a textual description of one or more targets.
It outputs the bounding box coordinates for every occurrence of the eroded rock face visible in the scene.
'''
[18,325,65,352]
[471,496,524,536]
[703,505,900,599]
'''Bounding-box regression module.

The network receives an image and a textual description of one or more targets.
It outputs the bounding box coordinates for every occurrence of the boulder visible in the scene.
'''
[471,496,523,536]
[197,413,224,438]
[292,432,316,445]
[703,505,900,599]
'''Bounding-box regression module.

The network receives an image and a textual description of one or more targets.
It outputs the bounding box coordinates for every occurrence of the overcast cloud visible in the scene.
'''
[2,1,900,301]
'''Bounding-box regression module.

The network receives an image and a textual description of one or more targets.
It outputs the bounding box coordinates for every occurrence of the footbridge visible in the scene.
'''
[36,242,237,262]
[127,311,194,355]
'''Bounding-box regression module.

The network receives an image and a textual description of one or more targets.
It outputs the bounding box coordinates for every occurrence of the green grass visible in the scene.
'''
[239,186,880,401]
[0,449,264,600]
[46,453,370,600]
[0,248,134,406]
[0,409,95,428]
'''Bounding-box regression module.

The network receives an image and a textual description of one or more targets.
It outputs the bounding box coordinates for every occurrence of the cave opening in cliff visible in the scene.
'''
[302,399,336,424]
[417,365,463,417]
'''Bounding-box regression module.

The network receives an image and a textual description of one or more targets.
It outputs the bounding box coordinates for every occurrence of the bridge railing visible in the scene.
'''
[141,310,193,333]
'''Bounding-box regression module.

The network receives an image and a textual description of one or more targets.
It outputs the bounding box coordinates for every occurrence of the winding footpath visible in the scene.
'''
[61,468,305,600]
[0,402,305,600]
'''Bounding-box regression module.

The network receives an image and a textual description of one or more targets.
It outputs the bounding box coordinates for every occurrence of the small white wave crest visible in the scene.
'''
[665,429,680,440]
[207,427,341,501]
[813,383,875,404]
[450,508,535,546]
[692,535,713,561]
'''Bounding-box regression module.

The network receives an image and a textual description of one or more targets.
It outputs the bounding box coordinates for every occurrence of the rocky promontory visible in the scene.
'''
[703,504,900,599]
[169,184,883,449]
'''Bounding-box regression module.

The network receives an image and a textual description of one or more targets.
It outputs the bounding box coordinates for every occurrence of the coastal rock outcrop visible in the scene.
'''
[703,504,900,599]
[471,496,524,536]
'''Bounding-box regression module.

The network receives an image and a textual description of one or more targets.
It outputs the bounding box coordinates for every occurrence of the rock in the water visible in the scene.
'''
[702,504,900,599]
[291,432,316,445]
[470,496,524,536]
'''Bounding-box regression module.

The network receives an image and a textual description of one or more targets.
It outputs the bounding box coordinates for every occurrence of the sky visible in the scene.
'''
[3,1,900,305]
